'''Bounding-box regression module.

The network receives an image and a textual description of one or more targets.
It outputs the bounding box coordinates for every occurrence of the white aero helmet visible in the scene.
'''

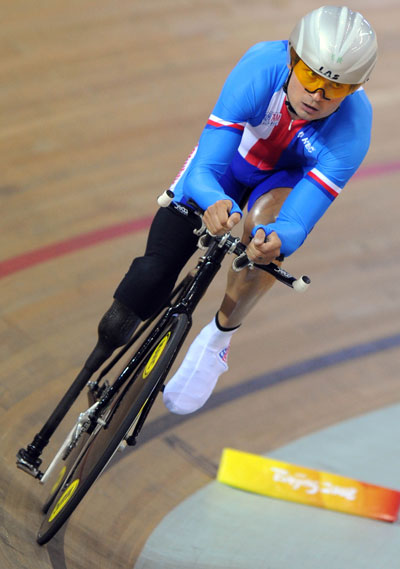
[289,6,378,84]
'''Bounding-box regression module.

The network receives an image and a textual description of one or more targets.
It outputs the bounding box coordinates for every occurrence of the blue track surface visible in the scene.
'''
[134,403,400,569]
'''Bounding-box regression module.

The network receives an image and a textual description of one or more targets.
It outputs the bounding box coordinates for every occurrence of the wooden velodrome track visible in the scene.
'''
[2,1,400,567]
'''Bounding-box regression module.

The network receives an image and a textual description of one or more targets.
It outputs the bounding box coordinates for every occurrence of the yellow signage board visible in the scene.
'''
[217,448,400,522]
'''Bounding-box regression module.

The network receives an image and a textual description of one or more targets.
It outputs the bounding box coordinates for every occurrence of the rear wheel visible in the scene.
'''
[37,313,189,544]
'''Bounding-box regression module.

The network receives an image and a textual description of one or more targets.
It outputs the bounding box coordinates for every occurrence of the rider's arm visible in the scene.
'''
[252,174,335,256]
[183,126,244,215]
[180,42,286,216]
[252,90,373,257]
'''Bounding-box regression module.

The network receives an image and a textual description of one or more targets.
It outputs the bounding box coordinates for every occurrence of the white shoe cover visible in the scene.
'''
[163,318,235,414]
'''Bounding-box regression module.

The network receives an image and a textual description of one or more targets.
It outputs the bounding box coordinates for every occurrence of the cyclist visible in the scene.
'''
[79,6,378,415]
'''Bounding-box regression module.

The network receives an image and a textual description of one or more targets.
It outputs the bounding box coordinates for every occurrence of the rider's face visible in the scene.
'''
[286,66,347,121]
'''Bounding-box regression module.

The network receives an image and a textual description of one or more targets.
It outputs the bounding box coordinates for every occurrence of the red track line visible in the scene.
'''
[0,216,154,278]
[1,160,399,279]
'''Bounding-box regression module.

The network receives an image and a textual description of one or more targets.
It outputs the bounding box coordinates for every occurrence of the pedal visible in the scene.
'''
[16,448,43,480]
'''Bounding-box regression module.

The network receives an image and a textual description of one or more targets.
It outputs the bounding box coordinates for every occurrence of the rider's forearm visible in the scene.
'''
[184,167,242,216]
[252,177,334,256]
[260,220,307,257]
[182,126,243,215]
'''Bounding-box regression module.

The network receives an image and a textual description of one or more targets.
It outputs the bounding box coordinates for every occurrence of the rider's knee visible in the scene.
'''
[244,188,292,240]
[114,255,178,320]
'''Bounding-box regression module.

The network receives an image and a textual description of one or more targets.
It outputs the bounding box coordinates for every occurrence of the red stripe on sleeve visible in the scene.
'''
[308,171,338,198]
[207,119,244,131]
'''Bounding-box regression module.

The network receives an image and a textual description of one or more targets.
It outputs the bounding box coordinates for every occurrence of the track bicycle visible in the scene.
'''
[16,192,310,545]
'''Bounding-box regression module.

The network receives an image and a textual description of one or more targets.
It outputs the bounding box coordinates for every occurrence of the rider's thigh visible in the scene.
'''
[242,187,291,243]
[114,206,200,320]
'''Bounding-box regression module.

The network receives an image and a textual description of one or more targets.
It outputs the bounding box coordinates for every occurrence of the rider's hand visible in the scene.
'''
[203,199,241,235]
[246,228,282,264]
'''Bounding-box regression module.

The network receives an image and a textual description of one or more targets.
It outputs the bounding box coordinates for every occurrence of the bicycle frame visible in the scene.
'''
[17,207,310,481]
[34,236,229,489]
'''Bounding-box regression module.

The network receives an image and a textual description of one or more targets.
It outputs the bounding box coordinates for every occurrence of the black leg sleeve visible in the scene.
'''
[114,206,200,320]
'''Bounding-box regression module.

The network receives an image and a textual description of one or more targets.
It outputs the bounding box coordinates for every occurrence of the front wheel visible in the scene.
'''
[37,313,190,545]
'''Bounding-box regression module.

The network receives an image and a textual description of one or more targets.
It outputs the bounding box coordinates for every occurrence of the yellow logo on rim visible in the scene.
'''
[142,332,171,379]
[48,479,80,522]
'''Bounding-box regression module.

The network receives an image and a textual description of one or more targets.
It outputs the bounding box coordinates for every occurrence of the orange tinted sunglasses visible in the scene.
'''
[293,59,357,99]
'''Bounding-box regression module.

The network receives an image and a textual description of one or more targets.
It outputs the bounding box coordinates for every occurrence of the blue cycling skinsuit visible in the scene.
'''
[114,39,372,320]
[170,40,373,257]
